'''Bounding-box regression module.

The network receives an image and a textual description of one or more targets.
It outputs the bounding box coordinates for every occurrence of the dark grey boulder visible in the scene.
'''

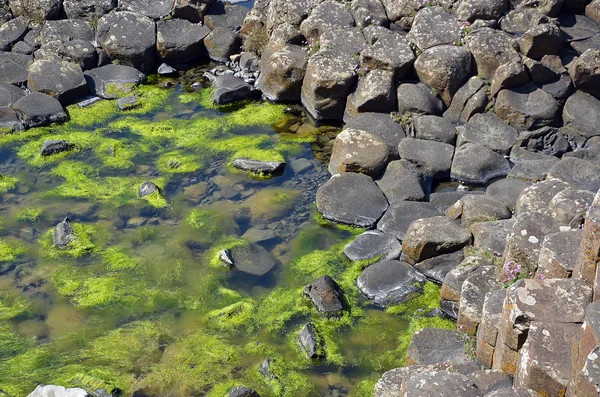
[377,201,442,241]
[357,259,426,306]
[398,138,455,180]
[489,58,530,97]
[397,82,444,116]
[118,0,174,20]
[469,219,514,256]
[53,217,74,249]
[344,230,402,261]
[538,74,574,99]
[443,76,488,125]
[0,51,32,86]
[547,157,600,192]
[414,115,456,144]
[298,322,320,359]
[156,19,210,64]
[406,328,473,367]
[37,40,99,72]
[514,126,576,158]
[523,55,564,85]
[455,0,508,21]
[430,191,485,212]
[84,64,144,99]
[495,83,560,130]
[345,69,396,118]
[360,33,415,79]
[344,112,405,158]
[303,275,345,316]
[204,3,248,30]
[407,6,462,50]
[451,143,511,185]
[319,27,366,57]
[228,386,260,397]
[508,158,559,182]
[558,13,599,42]
[569,48,600,99]
[362,25,393,45]
[257,44,306,102]
[414,250,464,284]
[518,23,563,60]
[316,172,389,228]
[41,140,73,156]
[138,181,159,197]
[40,19,94,46]
[0,16,28,51]
[231,158,285,176]
[96,11,156,73]
[172,0,216,23]
[464,28,520,80]
[63,0,117,19]
[213,75,255,105]
[228,243,276,276]
[204,27,241,63]
[351,0,388,28]
[375,160,433,203]
[457,113,519,155]
[28,60,88,105]
[0,83,24,107]
[562,91,600,138]
[117,95,140,111]
[0,107,24,132]
[299,0,354,40]
[9,0,63,20]
[12,93,67,128]
[486,178,531,212]
[570,33,600,54]
[414,45,473,106]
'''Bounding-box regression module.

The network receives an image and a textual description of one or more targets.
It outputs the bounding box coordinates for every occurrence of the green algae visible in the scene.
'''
[0,174,18,194]
[0,238,27,262]
[0,325,33,361]
[142,190,169,209]
[16,208,42,223]
[186,206,240,243]
[0,293,32,321]
[206,236,249,270]
[40,222,97,259]
[67,100,117,127]
[207,299,257,333]
[248,189,301,223]
[157,150,204,174]
[256,287,312,334]
[101,247,139,272]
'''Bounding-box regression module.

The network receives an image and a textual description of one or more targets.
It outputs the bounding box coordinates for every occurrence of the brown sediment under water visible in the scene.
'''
[0,81,452,397]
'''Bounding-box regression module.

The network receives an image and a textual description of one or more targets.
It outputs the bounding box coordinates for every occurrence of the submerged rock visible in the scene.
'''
[298,322,321,359]
[53,217,74,249]
[26,385,88,397]
[357,259,426,306]
[41,139,73,156]
[303,275,345,316]
[229,244,276,276]
[231,158,285,177]
[228,386,261,397]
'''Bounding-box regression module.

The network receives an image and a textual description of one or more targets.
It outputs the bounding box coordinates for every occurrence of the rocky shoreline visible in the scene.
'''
[0,0,599,395]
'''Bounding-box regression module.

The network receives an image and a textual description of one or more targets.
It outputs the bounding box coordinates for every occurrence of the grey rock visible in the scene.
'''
[41,140,73,156]
[299,0,354,40]
[470,218,515,255]
[345,69,396,118]
[563,91,600,138]
[138,181,159,197]
[361,33,415,78]
[9,0,62,20]
[398,138,455,180]
[316,172,389,228]
[518,23,563,60]
[468,370,513,395]
[265,0,310,33]
[0,106,23,132]
[84,64,144,99]
[376,159,433,203]
[430,191,485,212]
[362,25,394,45]
[229,243,276,276]
[407,6,462,50]
[344,230,402,261]
[514,178,572,216]
[513,126,575,157]
[328,128,390,177]
[118,0,174,19]
[548,188,595,226]
[0,16,28,51]
[443,76,488,125]
[172,0,216,23]
[156,19,210,64]
[345,112,406,158]
[37,39,99,72]
[228,386,260,397]
[440,255,492,302]
[351,0,389,28]
[538,73,573,99]
[0,51,31,86]
[204,27,241,63]
[204,2,248,29]
[414,250,464,284]
[357,259,426,306]
[0,82,24,107]
[397,82,444,116]
[213,75,255,105]
[486,178,532,212]
[319,27,366,57]
[298,322,320,359]
[40,19,94,46]
[500,8,549,35]
[458,264,502,334]
[547,157,600,192]
[63,0,117,19]
[536,230,581,278]
[53,217,74,249]
[495,83,560,129]
[406,328,473,366]
[303,275,345,316]
[485,388,542,397]
[231,158,285,176]
[117,95,139,110]
[455,0,509,22]
[12,93,67,128]
[258,44,306,102]
[490,59,530,97]
[446,195,512,227]
[414,115,457,144]
[157,63,176,76]
[451,143,511,185]
[28,60,88,105]
[558,13,599,42]
[458,113,518,155]
[377,200,442,241]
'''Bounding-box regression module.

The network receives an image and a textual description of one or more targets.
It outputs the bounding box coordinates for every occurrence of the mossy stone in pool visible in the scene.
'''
[53,217,74,249]
[248,188,300,223]
[303,275,346,317]
[228,243,276,276]
[41,221,97,258]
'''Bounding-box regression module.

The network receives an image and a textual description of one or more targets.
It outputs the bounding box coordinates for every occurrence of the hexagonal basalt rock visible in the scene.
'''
[407,6,462,50]
[476,289,506,368]
[328,128,390,178]
[375,160,434,204]
[440,255,492,302]
[414,114,457,144]
[377,201,442,242]
[12,93,67,128]
[457,113,519,155]
[84,64,144,99]
[547,157,600,193]
[567,345,600,397]
[458,265,503,335]
[450,143,511,185]
[258,44,307,102]
[470,219,515,256]
[204,27,241,63]
[303,275,345,316]
[27,60,88,105]
[562,91,600,138]
[518,23,563,60]
[398,138,455,180]
[156,19,210,64]
[351,0,388,28]
[63,0,117,19]
[406,327,473,367]
[345,112,406,158]
[316,172,389,228]
[446,195,512,228]
[402,216,472,263]
[463,28,520,80]
[118,0,174,20]
[515,178,572,216]
[414,250,464,285]
[345,69,396,117]
[344,231,402,262]
[443,77,488,125]
[360,33,415,79]
[548,188,595,227]
[299,0,354,40]
[495,83,560,130]
[536,230,582,279]
[357,259,426,306]
[397,82,444,116]
[0,51,32,86]
[204,3,248,30]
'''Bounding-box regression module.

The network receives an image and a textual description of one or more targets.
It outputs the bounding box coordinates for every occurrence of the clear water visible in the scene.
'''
[0,80,450,397]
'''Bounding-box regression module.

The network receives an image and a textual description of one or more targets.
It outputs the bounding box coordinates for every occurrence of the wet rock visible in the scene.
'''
[495,83,560,129]
[0,83,24,107]
[398,138,454,180]
[63,0,117,19]
[138,181,159,197]
[299,0,354,40]
[457,113,518,155]
[117,96,140,111]
[204,27,241,63]
[456,0,508,21]
[298,322,320,359]
[259,357,275,379]
[567,345,600,397]
[351,0,389,28]
[231,158,285,176]
[406,328,472,366]
[157,63,176,76]
[229,243,276,276]
[258,44,306,102]
[344,230,402,261]
[96,11,156,73]
[156,19,210,64]
[476,289,506,368]
[518,23,563,60]
[41,140,73,156]
[84,64,144,99]
[27,60,87,105]
[228,386,260,397]
[486,178,532,213]
[213,75,255,105]
[357,259,426,306]
[375,160,433,203]
[344,112,406,158]
[316,172,389,228]
[414,250,464,284]
[172,0,215,23]
[328,128,390,177]
[0,51,32,86]
[536,230,581,278]
[396,82,444,116]
[12,93,67,128]
[204,2,248,30]
[407,6,462,50]
[464,28,519,80]
[443,77,488,125]
[458,265,503,335]
[562,91,600,138]
[303,275,345,316]
[507,159,559,182]
[26,385,88,397]
[377,201,442,240]
[547,157,600,193]
[451,143,511,185]
[515,321,581,396]
[414,115,456,144]
[345,69,396,117]
[360,33,415,78]
[441,255,492,302]
[301,50,357,121]
[414,45,473,106]
[241,228,277,244]
[446,195,511,227]
[402,216,472,263]
[470,219,515,255]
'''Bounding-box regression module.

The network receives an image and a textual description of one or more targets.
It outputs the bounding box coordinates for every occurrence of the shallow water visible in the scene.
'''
[0,81,451,397]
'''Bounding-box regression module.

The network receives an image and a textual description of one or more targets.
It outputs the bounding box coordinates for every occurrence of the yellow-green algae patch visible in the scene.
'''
[16,208,42,223]
[156,150,204,174]
[67,100,118,127]
[0,174,18,194]
[39,222,97,259]
[0,238,27,262]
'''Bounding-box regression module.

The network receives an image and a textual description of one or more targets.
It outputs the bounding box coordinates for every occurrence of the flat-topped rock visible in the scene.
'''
[156,19,210,64]
[562,91,600,138]
[446,195,511,227]
[352,0,388,28]
[213,75,255,105]
[458,113,519,155]
[344,231,402,261]
[414,115,457,144]
[397,82,444,116]
[360,33,415,78]
[467,370,512,395]
[458,265,503,335]
[232,158,285,177]
[0,83,25,107]
[357,259,426,306]
[406,328,473,366]
[300,0,354,40]
[40,18,94,45]
[515,178,572,216]
[344,112,405,158]
[63,0,116,19]
[508,159,559,182]
[12,93,67,128]
[470,219,515,255]
[451,143,511,185]
[402,216,472,263]
[549,188,595,226]
[172,0,216,23]
[414,250,464,284]
[204,27,241,63]
[204,3,248,30]
[485,388,541,397]
[375,160,433,204]
[317,172,389,228]
[407,6,462,50]
[486,178,532,213]
[28,60,87,105]
[464,28,520,80]
[547,157,600,193]
[441,255,493,302]
[328,128,390,177]
[345,69,396,117]
[377,201,442,241]
[398,138,454,180]
[495,83,560,130]
[430,191,485,212]
[228,243,276,276]
[303,275,345,316]
[0,51,32,86]
[84,64,144,99]
[536,230,582,278]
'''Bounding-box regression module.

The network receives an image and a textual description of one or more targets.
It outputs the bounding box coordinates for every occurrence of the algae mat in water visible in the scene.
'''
[0,82,454,397]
